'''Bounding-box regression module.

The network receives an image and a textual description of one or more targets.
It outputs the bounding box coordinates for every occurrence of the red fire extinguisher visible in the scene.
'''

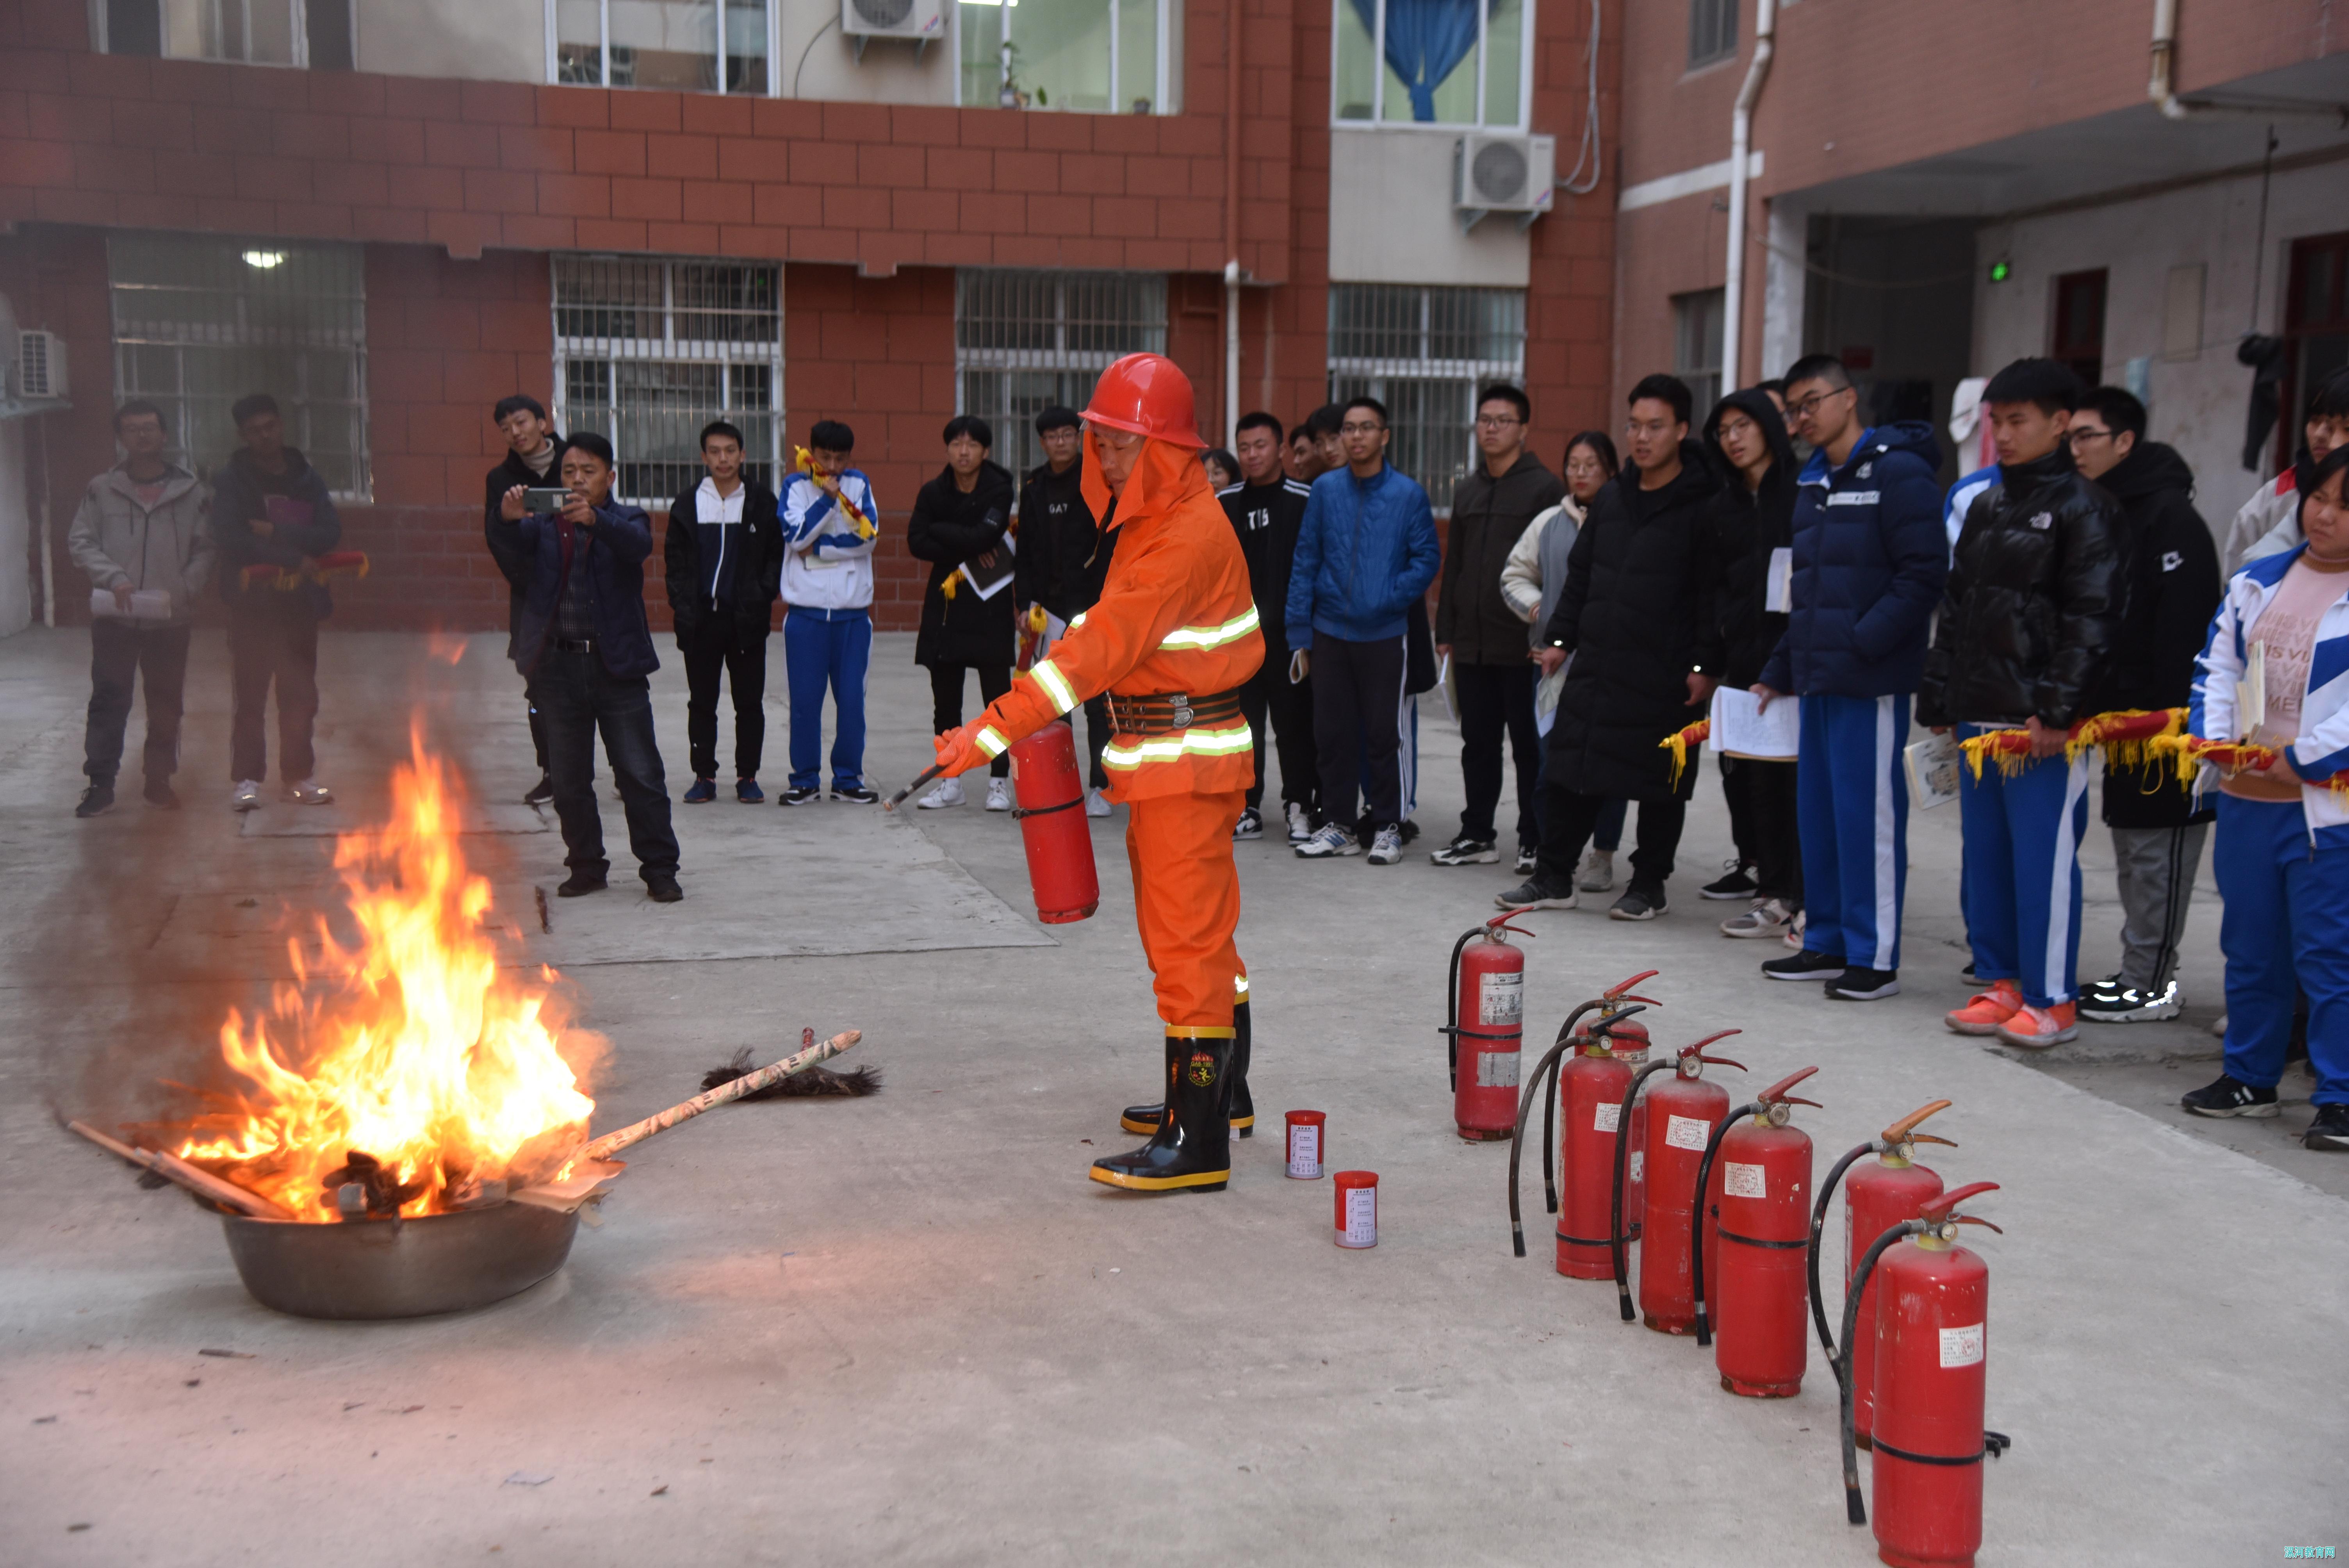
[1837,1181,2009,1567]
[1606,1031,1745,1331]
[1809,1100,1956,1449]
[1696,1066,1820,1397]
[1439,913,1536,1141]
[1576,986,1656,1237]
[1503,973,1654,1259]
[1007,724,1100,924]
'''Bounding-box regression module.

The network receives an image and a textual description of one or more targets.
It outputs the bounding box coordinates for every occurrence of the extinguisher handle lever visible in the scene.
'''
[1878,1098,1953,1145]
[1919,1179,2001,1220]
[1777,1095,1823,1110]
[1909,1133,1959,1149]
[1601,969,1660,1001]
[1756,1065,1820,1105]
[1483,911,1539,941]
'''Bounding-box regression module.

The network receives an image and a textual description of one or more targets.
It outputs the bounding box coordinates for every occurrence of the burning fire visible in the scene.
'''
[175,730,594,1220]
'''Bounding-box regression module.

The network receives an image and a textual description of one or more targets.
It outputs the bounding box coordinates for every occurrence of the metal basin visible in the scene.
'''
[220,1201,581,1320]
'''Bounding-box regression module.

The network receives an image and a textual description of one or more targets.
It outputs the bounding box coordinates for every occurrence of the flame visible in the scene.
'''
[174,727,593,1220]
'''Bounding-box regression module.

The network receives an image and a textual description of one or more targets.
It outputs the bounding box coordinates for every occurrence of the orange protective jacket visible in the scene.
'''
[969,437,1265,801]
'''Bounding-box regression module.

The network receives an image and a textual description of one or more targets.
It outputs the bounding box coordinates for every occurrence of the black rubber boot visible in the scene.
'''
[1121,1000,1253,1136]
[1092,1030,1232,1193]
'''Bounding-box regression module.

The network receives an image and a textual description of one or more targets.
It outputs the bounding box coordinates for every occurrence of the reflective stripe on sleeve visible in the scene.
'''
[1028,658,1078,715]
[975,727,1009,759]
[1100,721,1255,770]
[1157,606,1260,650]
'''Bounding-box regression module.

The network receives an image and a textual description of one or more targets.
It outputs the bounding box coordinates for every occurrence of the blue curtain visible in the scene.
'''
[1349,0,1483,122]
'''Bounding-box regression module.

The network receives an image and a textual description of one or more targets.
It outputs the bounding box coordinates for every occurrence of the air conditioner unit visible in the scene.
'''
[16,328,66,401]
[841,0,946,58]
[1454,134,1556,232]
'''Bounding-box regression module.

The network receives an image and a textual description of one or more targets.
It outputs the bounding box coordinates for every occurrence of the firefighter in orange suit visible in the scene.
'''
[931,353,1263,1193]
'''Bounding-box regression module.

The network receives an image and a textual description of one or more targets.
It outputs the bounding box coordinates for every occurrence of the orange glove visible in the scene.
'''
[932,723,993,779]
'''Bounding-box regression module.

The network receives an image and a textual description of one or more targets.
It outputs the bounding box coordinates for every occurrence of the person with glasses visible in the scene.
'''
[1497,374,1723,920]
[2065,386,2222,1024]
[1432,385,1567,873]
[1921,358,2123,1048]
[1750,354,1948,1000]
[1285,397,1441,866]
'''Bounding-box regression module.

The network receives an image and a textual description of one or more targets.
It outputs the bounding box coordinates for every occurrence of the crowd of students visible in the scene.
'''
[64,360,2349,1149]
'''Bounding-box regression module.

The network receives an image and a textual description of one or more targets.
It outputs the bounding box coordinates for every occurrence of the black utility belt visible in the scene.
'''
[552,637,597,653]
[1106,689,1243,736]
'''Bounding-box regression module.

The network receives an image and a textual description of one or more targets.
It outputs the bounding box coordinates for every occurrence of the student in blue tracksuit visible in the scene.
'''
[778,420,881,805]
[1752,355,1948,1000]
[2182,446,2349,1149]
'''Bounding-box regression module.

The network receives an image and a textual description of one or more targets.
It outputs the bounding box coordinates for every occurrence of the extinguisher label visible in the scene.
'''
[1478,972,1524,1026]
[1723,1162,1767,1199]
[1288,1124,1321,1179]
[1665,1114,1711,1151]
[1343,1186,1377,1247]
[1939,1323,1985,1368]
[1629,1150,1644,1183]
[1476,1049,1520,1088]
[1593,1101,1621,1133]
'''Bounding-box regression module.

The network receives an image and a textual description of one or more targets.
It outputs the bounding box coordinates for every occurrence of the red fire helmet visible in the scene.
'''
[1082,353,1206,448]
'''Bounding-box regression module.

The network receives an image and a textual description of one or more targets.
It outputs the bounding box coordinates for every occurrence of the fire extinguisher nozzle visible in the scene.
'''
[1615,1288,1635,1323]
[1844,1482,1867,1527]
[1693,1310,1711,1349]
[1510,1223,1526,1259]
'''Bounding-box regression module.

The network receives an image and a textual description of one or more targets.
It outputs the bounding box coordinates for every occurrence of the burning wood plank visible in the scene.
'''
[68,1120,294,1221]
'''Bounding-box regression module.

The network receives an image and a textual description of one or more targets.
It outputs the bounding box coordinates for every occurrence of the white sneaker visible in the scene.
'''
[916,777,965,810]
[284,780,333,805]
[1367,824,1404,865]
[232,780,262,812]
[1294,824,1360,859]
[984,778,1013,812]
[1285,801,1312,843]
[1783,908,1807,950]
[1085,788,1113,818]
[1577,848,1615,892]
[1233,806,1263,840]
[1720,897,1795,939]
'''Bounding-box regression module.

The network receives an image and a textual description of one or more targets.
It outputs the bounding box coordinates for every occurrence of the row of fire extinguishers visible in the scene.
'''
[1441,916,2011,1568]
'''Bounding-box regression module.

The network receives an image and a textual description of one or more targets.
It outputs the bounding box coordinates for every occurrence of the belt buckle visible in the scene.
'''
[1169,693,1193,729]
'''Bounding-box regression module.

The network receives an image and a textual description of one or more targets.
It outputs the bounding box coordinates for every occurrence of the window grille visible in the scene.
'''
[1327,283,1524,512]
[955,270,1168,477]
[554,0,773,94]
[552,256,784,508]
[107,233,370,499]
[1673,287,1724,414]
[1687,0,1736,68]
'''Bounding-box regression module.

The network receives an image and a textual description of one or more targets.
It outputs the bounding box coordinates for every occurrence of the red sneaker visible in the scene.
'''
[1996,1001,2078,1049]
[1945,979,2024,1036]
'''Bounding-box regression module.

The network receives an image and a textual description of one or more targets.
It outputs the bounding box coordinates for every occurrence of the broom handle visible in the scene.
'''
[68,1121,294,1221]
[883,764,946,813]
[578,1030,862,1162]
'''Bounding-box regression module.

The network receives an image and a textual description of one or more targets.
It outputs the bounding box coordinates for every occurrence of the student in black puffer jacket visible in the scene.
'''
[907,415,1019,809]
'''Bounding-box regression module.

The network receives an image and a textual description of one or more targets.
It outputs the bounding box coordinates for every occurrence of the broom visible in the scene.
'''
[700,1031,881,1100]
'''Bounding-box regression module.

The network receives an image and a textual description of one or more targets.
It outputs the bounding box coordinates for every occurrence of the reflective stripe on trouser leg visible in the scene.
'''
[1863,693,1909,973]
[2033,750,2091,1006]
[1125,789,1246,1028]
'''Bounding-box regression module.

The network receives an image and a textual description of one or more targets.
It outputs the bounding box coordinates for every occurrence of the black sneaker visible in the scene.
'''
[1700,862,1756,900]
[1764,950,1847,982]
[1608,884,1666,921]
[833,785,880,804]
[1430,836,1498,866]
[1495,878,1576,911]
[2079,980,2182,1024]
[1827,967,1901,1001]
[779,785,822,806]
[646,875,684,904]
[144,778,180,809]
[557,872,608,898]
[523,775,556,806]
[75,784,116,818]
[2306,1103,2349,1151]
[1233,807,1264,840]
[2179,1073,2279,1119]
[1960,961,1982,984]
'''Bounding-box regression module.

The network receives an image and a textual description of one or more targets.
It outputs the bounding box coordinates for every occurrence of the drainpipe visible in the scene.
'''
[1721,0,1774,393]
[1224,0,1243,446]
[2151,0,2349,119]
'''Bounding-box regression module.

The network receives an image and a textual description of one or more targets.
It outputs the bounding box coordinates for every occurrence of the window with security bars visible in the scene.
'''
[108,233,370,498]
[1326,283,1524,512]
[1673,288,1724,413]
[551,257,784,508]
[955,271,1169,477]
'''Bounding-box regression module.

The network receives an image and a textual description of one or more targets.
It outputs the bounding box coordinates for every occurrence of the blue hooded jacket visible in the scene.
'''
[1758,421,1948,698]
[512,501,661,680]
[1283,462,1441,649]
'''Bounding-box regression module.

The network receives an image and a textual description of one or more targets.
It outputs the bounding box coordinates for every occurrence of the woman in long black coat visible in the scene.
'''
[906,414,1018,805]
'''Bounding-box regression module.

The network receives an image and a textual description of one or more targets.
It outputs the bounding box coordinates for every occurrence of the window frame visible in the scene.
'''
[953,0,1175,115]
[1325,282,1526,514]
[1686,0,1736,70]
[544,0,780,95]
[2278,231,2349,470]
[1328,0,1535,132]
[94,0,356,68]
[550,254,787,509]
[1672,287,1724,416]
[954,269,1170,476]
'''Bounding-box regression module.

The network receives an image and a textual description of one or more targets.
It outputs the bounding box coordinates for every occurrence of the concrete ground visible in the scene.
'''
[2,625,2343,1566]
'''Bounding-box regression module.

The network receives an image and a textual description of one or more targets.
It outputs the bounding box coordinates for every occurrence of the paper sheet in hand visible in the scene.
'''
[958,537,1016,601]
[1708,686,1798,760]
[1765,547,1793,613]
[90,588,173,622]
[1905,732,1963,811]
[2239,641,2267,734]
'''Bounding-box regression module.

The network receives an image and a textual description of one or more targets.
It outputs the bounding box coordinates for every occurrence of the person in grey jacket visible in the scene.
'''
[67,401,214,817]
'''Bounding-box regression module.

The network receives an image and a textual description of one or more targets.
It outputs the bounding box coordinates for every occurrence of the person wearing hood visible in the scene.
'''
[2067,387,2222,1023]
[1497,374,1722,921]
[1432,384,1566,873]
[1751,355,1948,1000]
[907,416,1019,812]
[2223,367,2349,577]
[1920,358,2123,1049]
[210,393,343,813]
[1702,389,1803,939]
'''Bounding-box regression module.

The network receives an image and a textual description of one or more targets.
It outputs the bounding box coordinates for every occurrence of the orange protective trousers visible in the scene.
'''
[1126,788,1247,1028]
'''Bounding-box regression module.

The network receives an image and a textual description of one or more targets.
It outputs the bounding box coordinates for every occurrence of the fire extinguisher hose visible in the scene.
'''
[1807,1140,1883,1357]
[1608,1059,1675,1321]
[1504,996,1626,1257]
[1688,1101,1764,1348]
[1837,1219,1925,1525]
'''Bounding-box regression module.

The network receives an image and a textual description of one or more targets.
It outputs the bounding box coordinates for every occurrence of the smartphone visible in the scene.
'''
[524,487,569,515]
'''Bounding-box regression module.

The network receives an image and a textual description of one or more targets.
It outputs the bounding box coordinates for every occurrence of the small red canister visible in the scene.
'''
[1285,1111,1326,1179]
[1333,1170,1378,1248]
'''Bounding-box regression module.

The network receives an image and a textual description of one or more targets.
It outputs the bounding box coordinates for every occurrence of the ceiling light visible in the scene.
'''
[242,250,287,269]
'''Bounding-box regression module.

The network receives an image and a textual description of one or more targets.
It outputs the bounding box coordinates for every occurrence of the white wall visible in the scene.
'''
[1328,128,1533,287]
[1971,160,2344,529]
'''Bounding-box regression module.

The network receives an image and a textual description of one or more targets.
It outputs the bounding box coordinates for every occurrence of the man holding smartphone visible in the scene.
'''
[499,435,682,902]
[483,395,567,806]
